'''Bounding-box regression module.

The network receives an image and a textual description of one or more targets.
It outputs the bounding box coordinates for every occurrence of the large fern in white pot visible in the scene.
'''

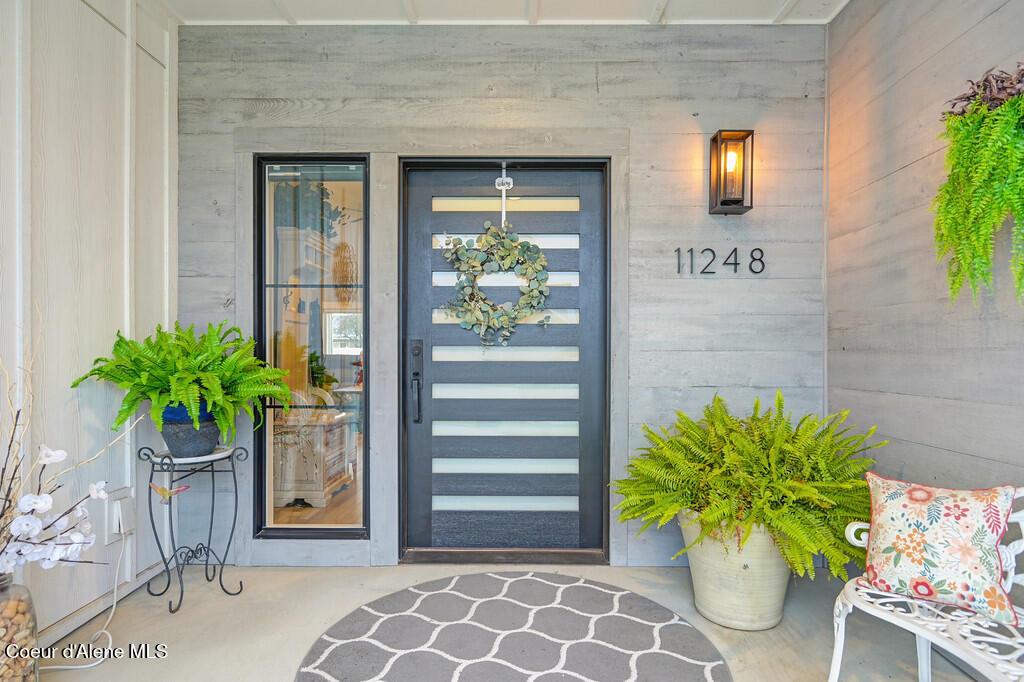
[613,392,884,629]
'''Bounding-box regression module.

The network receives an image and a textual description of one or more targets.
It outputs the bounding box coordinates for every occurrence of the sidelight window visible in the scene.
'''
[254,156,369,538]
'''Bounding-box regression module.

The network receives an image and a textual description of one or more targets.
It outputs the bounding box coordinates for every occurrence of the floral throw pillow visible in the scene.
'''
[864,472,1019,625]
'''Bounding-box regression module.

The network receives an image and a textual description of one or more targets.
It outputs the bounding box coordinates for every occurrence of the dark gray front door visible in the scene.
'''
[403,163,607,555]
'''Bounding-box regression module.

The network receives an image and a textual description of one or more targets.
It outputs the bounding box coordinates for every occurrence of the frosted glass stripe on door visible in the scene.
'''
[432,458,580,474]
[432,421,579,437]
[431,271,579,287]
[432,383,579,400]
[431,234,580,250]
[432,197,580,212]
[432,309,579,325]
[432,496,579,512]
[432,346,580,362]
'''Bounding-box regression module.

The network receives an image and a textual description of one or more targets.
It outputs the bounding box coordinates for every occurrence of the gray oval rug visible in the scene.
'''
[297,571,732,682]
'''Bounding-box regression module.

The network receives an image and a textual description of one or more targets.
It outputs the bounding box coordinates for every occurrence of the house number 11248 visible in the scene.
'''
[674,247,765,275]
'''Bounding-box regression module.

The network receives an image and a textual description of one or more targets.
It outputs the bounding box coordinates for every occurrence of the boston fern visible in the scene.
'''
[935,65,1024,300]
[613,392,885,580]
[72,322,290,444]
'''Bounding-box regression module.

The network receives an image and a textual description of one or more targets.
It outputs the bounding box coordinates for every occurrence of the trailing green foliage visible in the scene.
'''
[613,392,884,580]
[72,322,291,444]
[934,95,1024,300]
[441,221,550,346]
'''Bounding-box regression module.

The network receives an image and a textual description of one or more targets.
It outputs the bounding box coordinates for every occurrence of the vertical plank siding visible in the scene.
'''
[826,0,1024,488]
[178,25,826,566]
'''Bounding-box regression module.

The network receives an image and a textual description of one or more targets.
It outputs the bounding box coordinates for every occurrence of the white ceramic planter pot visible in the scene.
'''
[678,511,791,631]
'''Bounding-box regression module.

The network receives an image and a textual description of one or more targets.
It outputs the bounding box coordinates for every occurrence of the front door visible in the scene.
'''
[402,162,608,559]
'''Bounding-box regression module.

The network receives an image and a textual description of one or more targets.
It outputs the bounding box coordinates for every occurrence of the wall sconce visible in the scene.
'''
[709,130,753,215]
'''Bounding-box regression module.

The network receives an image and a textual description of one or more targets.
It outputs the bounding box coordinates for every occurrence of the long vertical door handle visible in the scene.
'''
[411,378,422,424]
[410,339,423,424]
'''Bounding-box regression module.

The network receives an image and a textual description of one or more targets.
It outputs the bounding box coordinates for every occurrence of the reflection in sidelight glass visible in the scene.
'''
[262,162,367,530]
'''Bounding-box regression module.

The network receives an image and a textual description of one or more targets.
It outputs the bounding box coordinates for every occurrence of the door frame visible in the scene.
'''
[398,157,611,564]
[231,126,628,567]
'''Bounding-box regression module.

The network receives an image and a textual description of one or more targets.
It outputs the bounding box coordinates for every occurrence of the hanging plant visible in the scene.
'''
[934,63,1024,300]
[441,221,550,346]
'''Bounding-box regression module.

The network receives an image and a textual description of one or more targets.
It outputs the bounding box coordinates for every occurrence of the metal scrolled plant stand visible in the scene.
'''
[137,445,247,613]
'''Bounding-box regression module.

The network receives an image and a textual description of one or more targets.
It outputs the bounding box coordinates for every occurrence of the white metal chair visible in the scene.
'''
[829,492,1024,682]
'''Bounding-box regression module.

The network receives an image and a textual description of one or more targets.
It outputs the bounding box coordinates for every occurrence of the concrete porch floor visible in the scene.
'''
[43,565,968,681]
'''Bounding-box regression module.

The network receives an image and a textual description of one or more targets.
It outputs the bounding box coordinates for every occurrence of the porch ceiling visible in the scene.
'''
[160,0,851,26]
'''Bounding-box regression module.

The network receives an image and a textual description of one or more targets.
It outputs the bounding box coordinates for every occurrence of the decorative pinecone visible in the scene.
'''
[943,63,1024,118]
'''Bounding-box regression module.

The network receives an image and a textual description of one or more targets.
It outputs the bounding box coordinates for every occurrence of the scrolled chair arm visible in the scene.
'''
[844,522,870,548]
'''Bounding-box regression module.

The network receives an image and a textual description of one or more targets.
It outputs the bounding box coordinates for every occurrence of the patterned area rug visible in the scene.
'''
[297,571,732,682]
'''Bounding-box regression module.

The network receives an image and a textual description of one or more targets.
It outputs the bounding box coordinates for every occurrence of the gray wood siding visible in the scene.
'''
[826,0,1024,488]
[178,25,826,566]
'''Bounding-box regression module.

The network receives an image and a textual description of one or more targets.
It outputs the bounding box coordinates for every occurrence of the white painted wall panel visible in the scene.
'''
[28,0,129,631]
[134,49,170,338]
[132,42,172,576]
[83,0,129,34]
[1,0,179,643]
[136,3,168,64]
[0,1,26,387]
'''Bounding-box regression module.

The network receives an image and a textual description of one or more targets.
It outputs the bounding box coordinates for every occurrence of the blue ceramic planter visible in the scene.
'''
[160,402,220,458]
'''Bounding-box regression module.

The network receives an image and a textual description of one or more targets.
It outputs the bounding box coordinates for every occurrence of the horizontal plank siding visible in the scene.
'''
[178,26,823,64]
[826,0,1024,489]
[179,24,827,566]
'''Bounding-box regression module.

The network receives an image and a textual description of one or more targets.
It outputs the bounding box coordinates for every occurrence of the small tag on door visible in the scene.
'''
[495,176,514,191]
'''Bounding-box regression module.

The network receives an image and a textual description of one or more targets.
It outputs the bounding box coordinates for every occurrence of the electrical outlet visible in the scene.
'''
[104,486,134,546]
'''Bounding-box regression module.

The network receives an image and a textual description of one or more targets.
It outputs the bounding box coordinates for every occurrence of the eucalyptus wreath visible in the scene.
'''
[441,221,550,346]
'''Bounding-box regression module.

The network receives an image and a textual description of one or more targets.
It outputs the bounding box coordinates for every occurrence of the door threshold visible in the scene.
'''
[401,548,607,565]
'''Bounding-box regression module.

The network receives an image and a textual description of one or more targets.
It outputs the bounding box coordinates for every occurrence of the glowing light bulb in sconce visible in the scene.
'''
[723,148,740,200]
[725,149,738,173]
[722,141,744,200]
[709,130,753,215]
